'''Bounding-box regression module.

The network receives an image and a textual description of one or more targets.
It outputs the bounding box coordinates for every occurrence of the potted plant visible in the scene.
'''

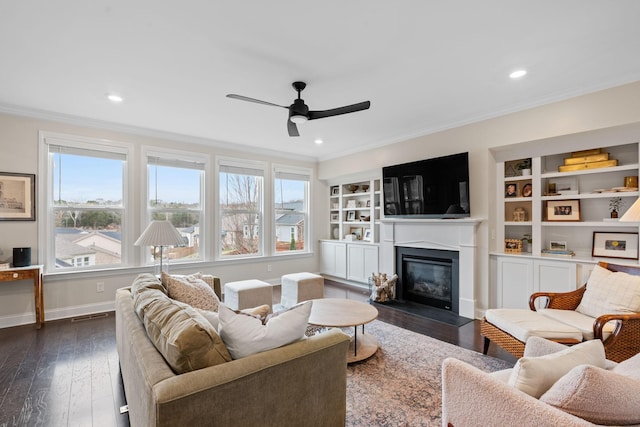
[516,158,532,176]
[609,197,625,218]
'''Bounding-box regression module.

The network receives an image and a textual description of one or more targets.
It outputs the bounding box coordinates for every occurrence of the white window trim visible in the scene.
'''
[38,131,135,274]
[272,164,313,256]
[140,146,210,266]
[215,156,267,260]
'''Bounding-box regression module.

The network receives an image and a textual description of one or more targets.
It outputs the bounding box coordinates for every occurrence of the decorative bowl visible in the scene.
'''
[347,184,359,193]
[360,184,370,192]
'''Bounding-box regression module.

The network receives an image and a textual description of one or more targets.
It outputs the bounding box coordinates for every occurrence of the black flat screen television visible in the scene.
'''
[382,152,470,219]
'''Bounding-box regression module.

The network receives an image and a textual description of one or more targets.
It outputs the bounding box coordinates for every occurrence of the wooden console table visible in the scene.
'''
[0,265,44,329]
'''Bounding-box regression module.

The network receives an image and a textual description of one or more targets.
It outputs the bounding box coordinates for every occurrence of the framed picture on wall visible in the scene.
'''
[0,172,36,221]
[592,232,639,260]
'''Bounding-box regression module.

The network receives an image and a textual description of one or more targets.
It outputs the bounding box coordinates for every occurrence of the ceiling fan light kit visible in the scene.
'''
[226,81,370,137]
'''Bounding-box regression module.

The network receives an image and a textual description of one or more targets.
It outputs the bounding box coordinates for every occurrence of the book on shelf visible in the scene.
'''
[541,249,575,258]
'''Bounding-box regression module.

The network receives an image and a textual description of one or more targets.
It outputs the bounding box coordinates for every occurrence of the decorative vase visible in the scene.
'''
[521,168,531,176]
[611,210,619,219]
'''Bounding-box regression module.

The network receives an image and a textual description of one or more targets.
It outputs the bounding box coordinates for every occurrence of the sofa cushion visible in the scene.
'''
[137,290,231,373]
[162,272,220,312]
[485,308,583,342]
[540,364,640,425]
[218,301,312,359]
[537,308,616,340]
[131,273,167,296]
[508,339,606,398]
[197,304,271,330]
[576,264,640,318]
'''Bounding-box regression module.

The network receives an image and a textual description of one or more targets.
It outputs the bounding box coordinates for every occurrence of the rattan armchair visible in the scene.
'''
[481,261,640,362]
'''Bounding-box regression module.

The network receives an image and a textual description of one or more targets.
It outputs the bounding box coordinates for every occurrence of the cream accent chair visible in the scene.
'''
[481,262,640,362]
[442,336,640,426]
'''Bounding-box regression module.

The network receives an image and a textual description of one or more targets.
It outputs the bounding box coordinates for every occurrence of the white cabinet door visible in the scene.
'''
[347,244,379,283]
[320,241,347,278]
[496,257,534,309]
[532,259,578,309]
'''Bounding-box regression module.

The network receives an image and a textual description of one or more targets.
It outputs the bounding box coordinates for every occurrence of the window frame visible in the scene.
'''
[38,131,134,274]
[215,157,266,260]
[140,146,209,267]
[272,165,312,255]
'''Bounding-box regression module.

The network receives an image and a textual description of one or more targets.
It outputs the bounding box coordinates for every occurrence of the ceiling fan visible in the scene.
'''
[226,81,371,137]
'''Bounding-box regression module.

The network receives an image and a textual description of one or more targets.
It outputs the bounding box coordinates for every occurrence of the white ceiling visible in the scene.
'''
[1,1,640,162]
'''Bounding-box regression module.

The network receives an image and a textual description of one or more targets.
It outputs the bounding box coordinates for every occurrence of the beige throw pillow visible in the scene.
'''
[162,272,220,311]
[508,339,606,398]
[140,293,231,373]
[218,301,312,359]
[540,365,640,425]
[576,265,640,317]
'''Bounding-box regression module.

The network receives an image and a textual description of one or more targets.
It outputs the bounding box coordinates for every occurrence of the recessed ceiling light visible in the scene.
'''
[509,69,527,79]
[314,139,323,145]
[107,93,124,103]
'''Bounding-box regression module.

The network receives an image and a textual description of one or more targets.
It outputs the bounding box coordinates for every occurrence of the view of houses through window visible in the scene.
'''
[274,168,309,253]
[146,154,204,264]
[49,144,126,269]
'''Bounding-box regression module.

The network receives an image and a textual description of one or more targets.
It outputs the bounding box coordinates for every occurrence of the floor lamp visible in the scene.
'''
[135,220,185,275]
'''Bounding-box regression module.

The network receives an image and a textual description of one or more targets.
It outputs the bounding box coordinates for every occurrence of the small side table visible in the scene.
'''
[0,265,44,328]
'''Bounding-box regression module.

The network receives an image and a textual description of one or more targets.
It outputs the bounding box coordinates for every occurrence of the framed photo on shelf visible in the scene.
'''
[363,229,372,241]
[592,232,639,260]
[346,210,356,221]
[331,187,339,196]
[330,213,339,222]
[504,239,522,254]
[521,183,532,197]
[552,177,579,195]
[0,172,36,221]
[505,183,518,198]
[549,241,568,251]
[350,227,363,240]
[546,200,581,221]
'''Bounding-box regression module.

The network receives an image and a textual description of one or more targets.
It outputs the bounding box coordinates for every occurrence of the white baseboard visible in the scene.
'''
[0,301,115,329]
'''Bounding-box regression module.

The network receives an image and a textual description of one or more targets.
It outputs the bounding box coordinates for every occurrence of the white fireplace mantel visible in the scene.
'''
[379,218,483,319]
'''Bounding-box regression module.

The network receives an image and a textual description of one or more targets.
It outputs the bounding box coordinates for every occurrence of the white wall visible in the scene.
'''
[318,80,640,314]
[0,113,322,327]
[2,81,640,327]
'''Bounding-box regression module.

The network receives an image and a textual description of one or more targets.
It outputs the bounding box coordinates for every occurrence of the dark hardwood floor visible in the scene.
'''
[0,280,515,426]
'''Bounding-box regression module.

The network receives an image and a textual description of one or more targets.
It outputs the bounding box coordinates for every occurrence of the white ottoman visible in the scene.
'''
[281,272,324,308]
[224,279,273,311]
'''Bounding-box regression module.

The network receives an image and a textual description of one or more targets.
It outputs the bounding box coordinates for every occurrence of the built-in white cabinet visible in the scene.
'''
[495,256,580,309]
[491,124,640,310]
[320,241,347,279]
[347,243,379,283]
[320,240,378,285]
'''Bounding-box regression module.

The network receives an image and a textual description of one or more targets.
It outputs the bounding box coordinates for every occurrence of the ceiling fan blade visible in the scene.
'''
[226,94,288,109]
[287,119,299,137]
[308,101,371,120]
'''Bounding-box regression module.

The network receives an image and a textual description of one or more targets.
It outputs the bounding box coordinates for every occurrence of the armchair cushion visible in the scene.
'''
[538,308,616,340]
[576,264,640,317]
[508,339,606,398]
[540,364,640,425]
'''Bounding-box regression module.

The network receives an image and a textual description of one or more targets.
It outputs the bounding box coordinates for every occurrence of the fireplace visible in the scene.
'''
[396,246,459,313]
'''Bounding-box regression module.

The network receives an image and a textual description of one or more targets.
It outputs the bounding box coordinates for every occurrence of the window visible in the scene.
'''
[40,133,130,271]
[218,159,265,258]
[144,150,206,265]
[274,167,310,253]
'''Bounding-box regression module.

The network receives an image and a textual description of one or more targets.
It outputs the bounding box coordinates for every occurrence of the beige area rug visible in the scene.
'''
[345,320,513,426]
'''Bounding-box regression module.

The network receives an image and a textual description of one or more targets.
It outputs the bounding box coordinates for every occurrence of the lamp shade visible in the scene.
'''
[135,220,185,247]
[619,197,640,222]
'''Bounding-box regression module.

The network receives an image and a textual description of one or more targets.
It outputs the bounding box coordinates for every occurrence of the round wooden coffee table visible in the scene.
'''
[308,298,379,363]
